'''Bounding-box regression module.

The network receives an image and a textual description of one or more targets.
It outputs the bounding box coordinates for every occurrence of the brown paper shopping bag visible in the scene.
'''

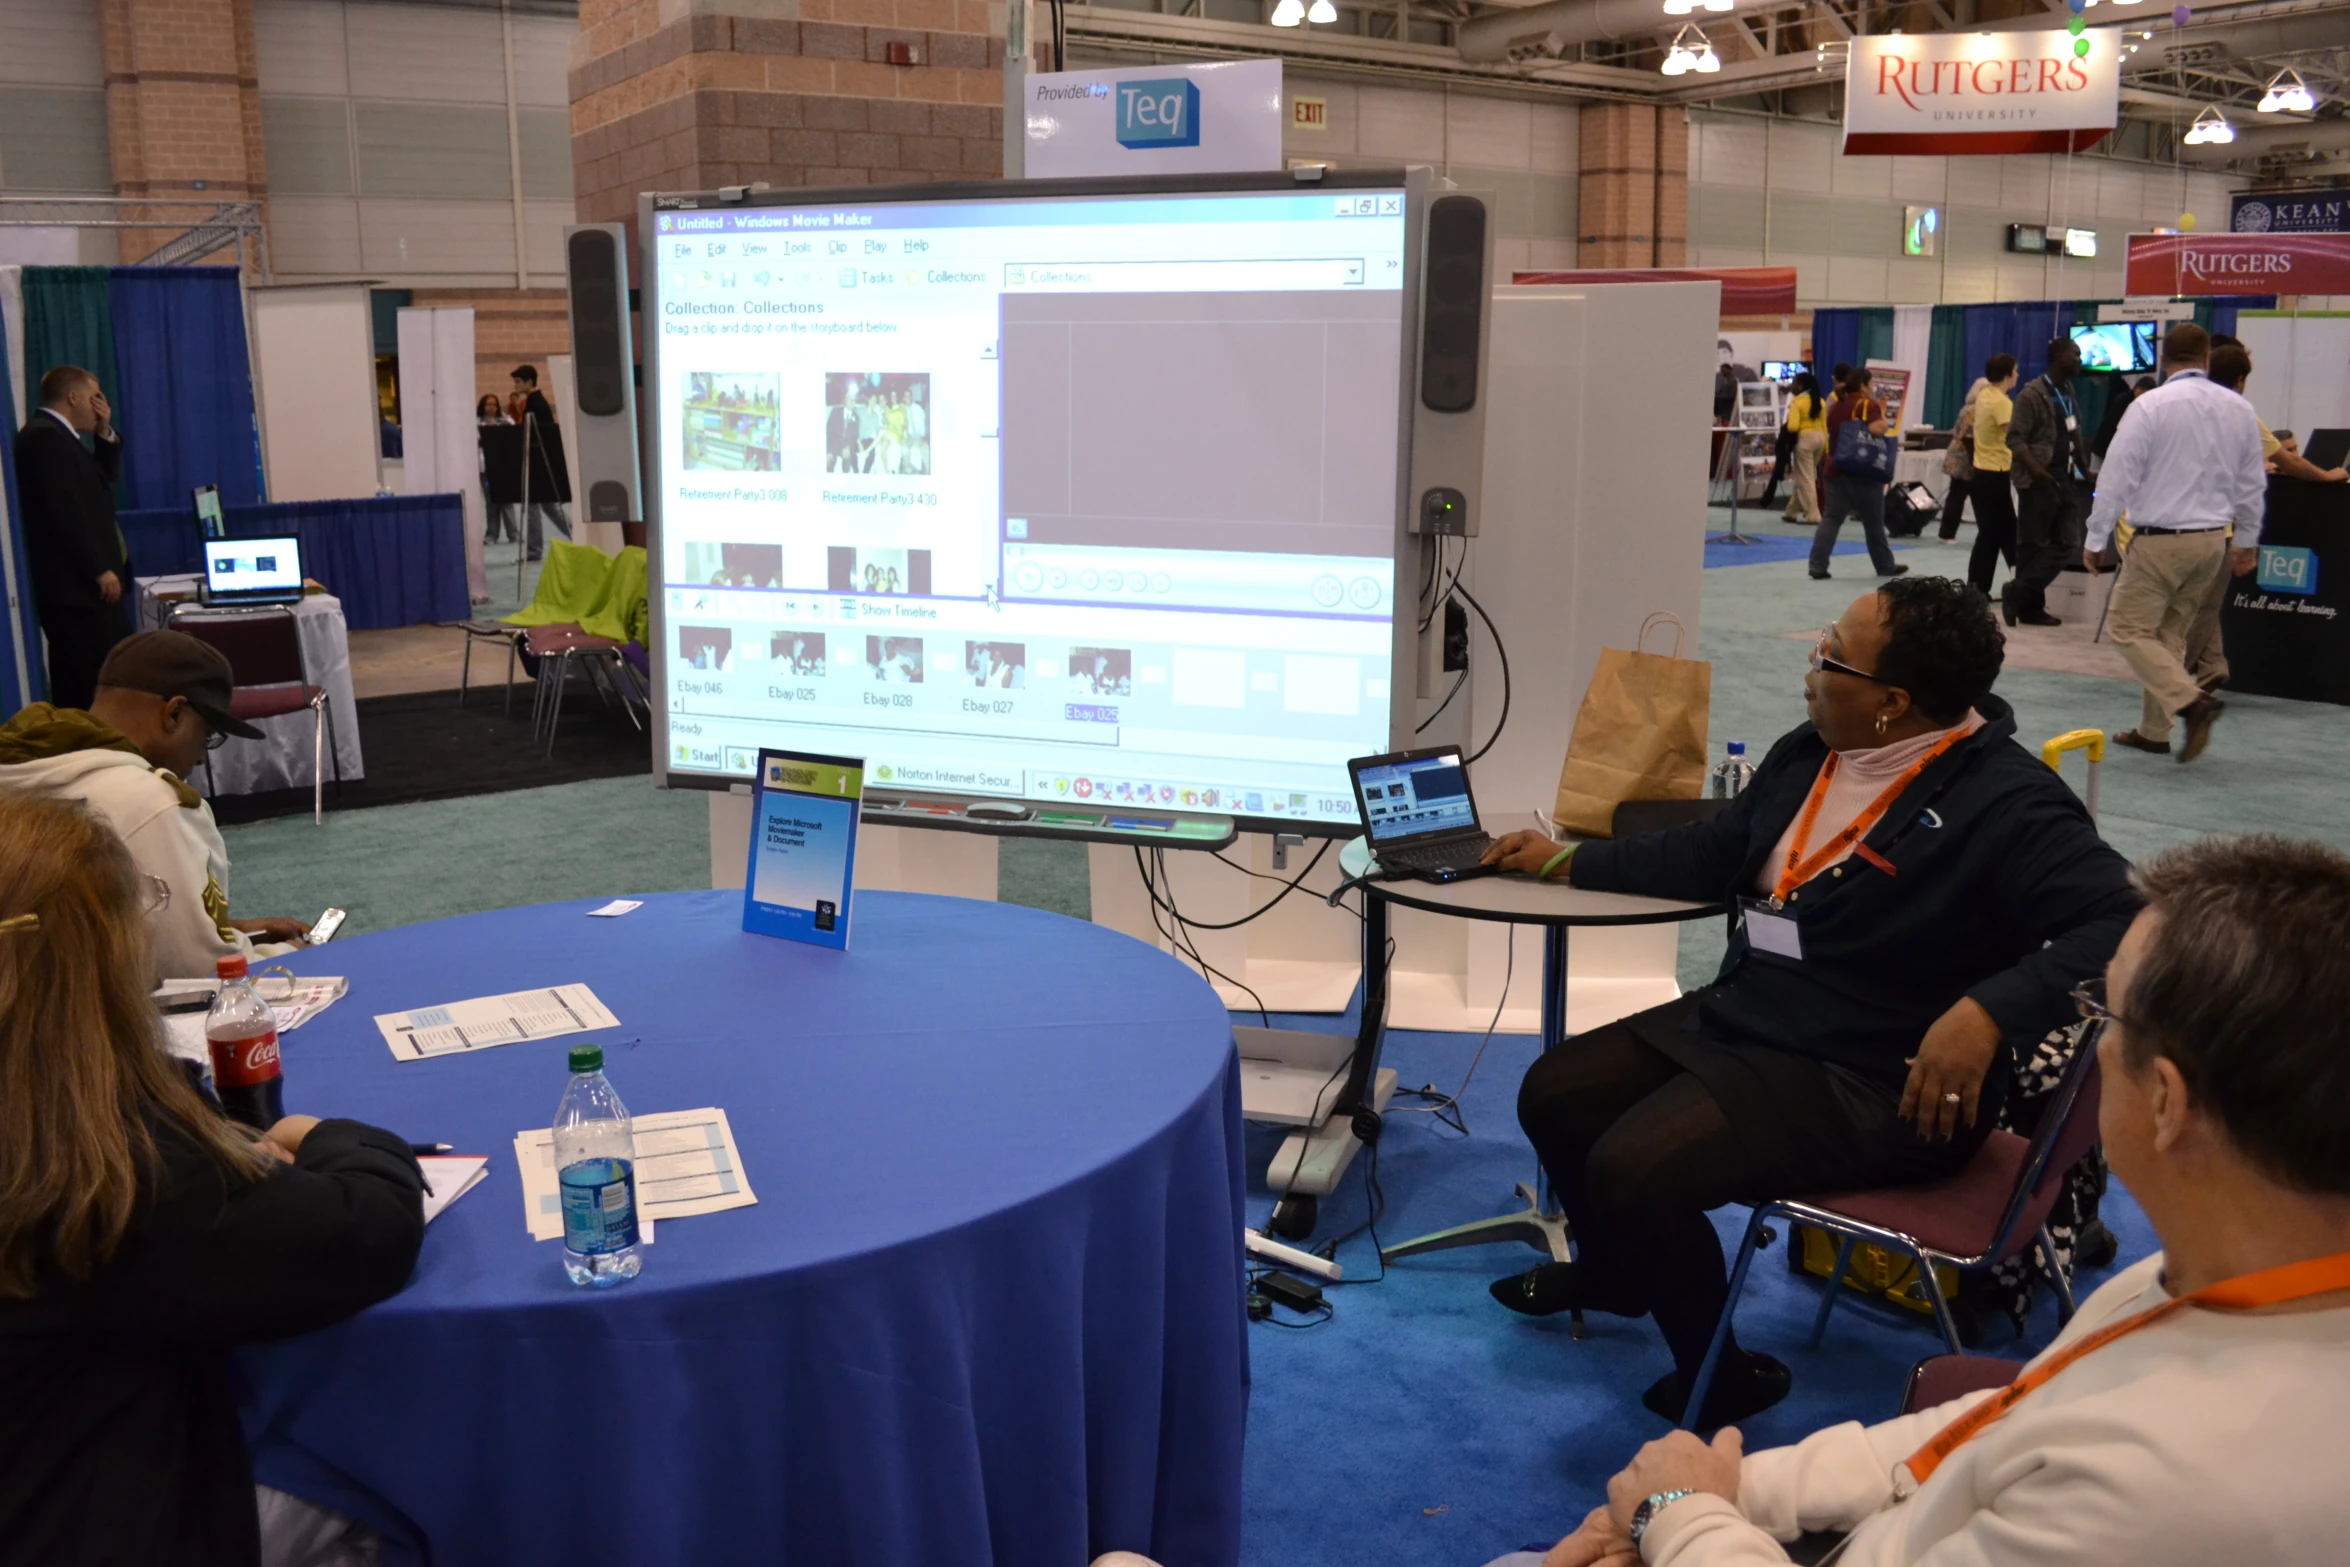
[1551,613,1712,838]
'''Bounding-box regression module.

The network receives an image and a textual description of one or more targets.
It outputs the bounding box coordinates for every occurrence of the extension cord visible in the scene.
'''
[1246,1229,1342,1281]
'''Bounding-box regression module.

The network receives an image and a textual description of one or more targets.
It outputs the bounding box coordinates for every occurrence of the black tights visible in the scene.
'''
[1517,1028,1759,1383]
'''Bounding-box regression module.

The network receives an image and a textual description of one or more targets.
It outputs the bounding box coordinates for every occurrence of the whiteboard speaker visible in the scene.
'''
[565,223,641,523]
[1407,192,1493,536]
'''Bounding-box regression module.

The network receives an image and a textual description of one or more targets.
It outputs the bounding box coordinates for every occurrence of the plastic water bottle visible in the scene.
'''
[555,1044,642,1287]
[1709,740,1755,799]
[204,955,284,1130]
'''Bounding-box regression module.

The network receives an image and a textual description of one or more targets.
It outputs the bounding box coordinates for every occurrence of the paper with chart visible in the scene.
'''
[513,1107,755,1241]
[375,984,619,1062]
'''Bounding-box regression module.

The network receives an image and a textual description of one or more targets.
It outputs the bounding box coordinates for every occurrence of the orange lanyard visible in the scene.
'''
[1901,1250,2350,1491]
[1771,730,1969,905]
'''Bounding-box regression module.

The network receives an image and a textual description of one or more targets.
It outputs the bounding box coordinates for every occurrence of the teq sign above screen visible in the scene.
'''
[1023,61,1284,178]
[1843,30,2119,156]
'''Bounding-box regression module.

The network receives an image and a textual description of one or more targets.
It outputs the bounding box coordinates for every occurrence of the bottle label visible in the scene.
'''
[208,1028,282,1088]
[559,1159,639,1255]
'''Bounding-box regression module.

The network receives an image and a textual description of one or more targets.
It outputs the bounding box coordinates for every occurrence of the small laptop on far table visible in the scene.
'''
[1348,746,1499,883]
[199,536,306,609]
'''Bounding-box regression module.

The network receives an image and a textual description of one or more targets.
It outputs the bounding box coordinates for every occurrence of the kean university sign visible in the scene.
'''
[1843,30,2119,156]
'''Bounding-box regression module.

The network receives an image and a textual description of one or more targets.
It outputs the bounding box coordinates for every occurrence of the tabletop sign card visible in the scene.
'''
[743,748,863,950]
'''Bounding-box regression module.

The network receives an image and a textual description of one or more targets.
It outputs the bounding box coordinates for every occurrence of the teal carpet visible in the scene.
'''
[217,525,2345,1566]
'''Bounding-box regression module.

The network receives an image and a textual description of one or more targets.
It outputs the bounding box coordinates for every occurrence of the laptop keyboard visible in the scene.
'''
[1378,835,1493,872]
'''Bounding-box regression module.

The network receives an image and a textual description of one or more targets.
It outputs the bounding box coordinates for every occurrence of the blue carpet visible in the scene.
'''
[1704,535,1885,570]
[1236,1001,2156,1567]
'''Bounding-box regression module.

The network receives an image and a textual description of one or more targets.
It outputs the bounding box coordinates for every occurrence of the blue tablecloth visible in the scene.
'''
[117,495,469,629]
[239,890,1248,1567]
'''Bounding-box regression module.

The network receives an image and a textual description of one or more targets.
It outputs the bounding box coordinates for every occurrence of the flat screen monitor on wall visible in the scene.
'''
[2070,322,2157,375]
[640,171,1426,833]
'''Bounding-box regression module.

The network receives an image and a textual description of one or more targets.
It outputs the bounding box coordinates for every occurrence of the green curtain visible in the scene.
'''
[1922,305,1970,429]
[2066,300,2114,447]
[19,266,123,502]
[1854,308,1896,367]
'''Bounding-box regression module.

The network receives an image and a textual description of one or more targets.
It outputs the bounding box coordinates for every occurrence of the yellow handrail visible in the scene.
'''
[2041,729,2106,770]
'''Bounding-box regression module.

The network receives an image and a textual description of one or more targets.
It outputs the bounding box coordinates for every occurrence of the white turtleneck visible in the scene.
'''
[1755,711,1985,898]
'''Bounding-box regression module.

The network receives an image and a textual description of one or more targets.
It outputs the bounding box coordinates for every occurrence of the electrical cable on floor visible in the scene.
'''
[1453,581,1511,766]
[1390,935,1513,1139]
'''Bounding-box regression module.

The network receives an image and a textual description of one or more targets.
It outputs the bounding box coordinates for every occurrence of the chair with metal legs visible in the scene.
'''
[171,607,344,825]
[1680,1020,2106,1430]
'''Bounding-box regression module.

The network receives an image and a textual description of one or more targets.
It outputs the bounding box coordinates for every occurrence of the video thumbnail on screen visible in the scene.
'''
[1067,647,1132,696]
[866,635,924,684]
[771,631,826,675]
[966,641,1026,689]
[682,541,784,588]
[678,626,733,671]
[685,373,781,472]
[825,373,931,476]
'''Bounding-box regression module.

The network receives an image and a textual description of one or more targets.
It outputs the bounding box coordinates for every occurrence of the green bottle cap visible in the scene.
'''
[568,1044,604,1073]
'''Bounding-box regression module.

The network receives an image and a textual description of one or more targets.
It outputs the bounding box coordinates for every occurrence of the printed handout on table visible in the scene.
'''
[418,1155,490,1224]
[376,984,619,1063]
[514,1106,756,1241]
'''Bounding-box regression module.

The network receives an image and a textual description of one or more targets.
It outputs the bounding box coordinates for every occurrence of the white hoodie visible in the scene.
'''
[0,747,256,982]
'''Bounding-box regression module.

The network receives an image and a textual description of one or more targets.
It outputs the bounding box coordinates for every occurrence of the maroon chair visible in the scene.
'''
[170,607,342,825]
[524,623,642,753]
[1680,1020,2106,1431]
[1902,1352,2027,1416]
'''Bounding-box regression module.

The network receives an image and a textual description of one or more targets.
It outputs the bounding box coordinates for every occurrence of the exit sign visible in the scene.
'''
[1292,95,1327,131]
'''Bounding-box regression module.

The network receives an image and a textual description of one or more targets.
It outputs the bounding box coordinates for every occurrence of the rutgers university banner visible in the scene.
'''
[2125,232,2350,297]
[1843,30,2119,156]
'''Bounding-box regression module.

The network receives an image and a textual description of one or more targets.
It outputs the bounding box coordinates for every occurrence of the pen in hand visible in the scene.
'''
[409,1142,453,1156]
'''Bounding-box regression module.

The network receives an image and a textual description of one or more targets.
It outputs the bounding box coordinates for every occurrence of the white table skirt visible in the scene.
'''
[136,577,367,795]
[1894,449,1952,500]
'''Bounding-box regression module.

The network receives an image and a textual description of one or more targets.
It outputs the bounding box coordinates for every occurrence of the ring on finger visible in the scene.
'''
[1941,1091,1962,1105]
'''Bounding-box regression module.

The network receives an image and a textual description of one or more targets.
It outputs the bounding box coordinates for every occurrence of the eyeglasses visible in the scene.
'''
[1810,626,1894,684]
[138,874,172,916]
[205,727,230,752]
[2072,976,2126,1029]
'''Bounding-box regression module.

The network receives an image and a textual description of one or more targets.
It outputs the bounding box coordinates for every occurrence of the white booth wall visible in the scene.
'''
[2235,313,2350,447]
[248,283,382,503]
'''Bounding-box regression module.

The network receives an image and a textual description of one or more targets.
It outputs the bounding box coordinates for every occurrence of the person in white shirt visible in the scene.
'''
[2079,323,2267,763]
[1523,832,2350,1567]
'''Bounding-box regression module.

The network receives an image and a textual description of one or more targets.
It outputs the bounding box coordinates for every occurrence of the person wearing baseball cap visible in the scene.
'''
[0,631,314,980]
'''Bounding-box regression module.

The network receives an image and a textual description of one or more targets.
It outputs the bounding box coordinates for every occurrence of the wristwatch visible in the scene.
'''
[1628,1488,1699,1549]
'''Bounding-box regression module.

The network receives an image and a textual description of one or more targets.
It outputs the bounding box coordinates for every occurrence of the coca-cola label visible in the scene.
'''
[210,1029,282,1088]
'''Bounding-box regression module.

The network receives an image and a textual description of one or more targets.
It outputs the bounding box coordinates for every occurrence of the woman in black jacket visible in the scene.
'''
[0,793,426,1567]
[1479,577,2138,1427]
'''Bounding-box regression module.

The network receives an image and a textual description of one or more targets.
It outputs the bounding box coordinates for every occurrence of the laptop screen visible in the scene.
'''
[203,536,301,599]
[1355,750,1478,844]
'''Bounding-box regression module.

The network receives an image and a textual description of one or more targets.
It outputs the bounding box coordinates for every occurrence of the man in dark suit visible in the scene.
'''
[14,365,131,709]
[508,363,571,561]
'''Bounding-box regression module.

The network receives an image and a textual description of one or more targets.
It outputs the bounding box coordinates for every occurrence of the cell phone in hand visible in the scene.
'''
[307,908,347,944]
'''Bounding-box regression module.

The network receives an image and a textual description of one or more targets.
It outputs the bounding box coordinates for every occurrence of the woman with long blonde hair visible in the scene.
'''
[0,793,424,1567]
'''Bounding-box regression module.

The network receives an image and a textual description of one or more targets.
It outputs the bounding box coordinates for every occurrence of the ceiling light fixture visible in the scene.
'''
[2183,104,2235,145]
[1271,0,1304,24]
[1661,24,1718,75]
[2258,68,2316,114]
[1306,0,1336,19]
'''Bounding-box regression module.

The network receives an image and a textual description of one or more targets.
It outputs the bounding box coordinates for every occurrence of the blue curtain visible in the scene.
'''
[107,267,265,512]
[0,310,45,710]
[116,494,468,630]
[1811,310,1862,384]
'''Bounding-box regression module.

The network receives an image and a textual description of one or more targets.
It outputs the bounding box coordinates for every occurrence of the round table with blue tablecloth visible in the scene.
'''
[240,890,1247,1567]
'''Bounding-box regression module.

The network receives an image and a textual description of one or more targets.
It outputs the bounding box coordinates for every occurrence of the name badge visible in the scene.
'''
[1740,898,1804,961]
[2064,413,2078,432]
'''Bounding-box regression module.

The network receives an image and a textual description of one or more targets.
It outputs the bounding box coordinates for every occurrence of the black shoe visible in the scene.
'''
[1489,1261,1644,1320]
[2000,598,2019,627]
[1641,1351,1792,1430]
[1809,570,1832,581]
[1884,563,1911,577]
[2075,1219,2120,1272]
[2177,696,2225,764]
[2019,611,2062,627]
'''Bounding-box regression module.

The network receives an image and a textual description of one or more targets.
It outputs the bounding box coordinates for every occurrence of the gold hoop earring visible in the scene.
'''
[1875,713,1889,737]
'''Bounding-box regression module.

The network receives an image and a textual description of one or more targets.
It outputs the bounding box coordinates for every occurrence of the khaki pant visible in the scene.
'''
[2107,530,2228,743]
[2182,537,2232,686]
[1783,429,1825,523]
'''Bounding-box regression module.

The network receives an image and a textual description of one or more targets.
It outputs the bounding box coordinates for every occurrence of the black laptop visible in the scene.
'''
[2301,429,2349,470]
[1348,746,1498,882]
[199,535,306,608]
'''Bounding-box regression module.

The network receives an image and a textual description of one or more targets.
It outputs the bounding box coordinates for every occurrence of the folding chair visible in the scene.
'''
[1902,1352,2026,1416]
[526,624,642,752]
[455,619,524,714]
[1680,1020,2106,1430]
[170,607,343,825]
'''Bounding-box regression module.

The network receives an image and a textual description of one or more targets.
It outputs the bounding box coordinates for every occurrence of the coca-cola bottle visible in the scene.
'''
[205,955,284,1130]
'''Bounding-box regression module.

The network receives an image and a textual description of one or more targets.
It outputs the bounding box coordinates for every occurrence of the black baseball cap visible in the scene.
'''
[95,632,265,738]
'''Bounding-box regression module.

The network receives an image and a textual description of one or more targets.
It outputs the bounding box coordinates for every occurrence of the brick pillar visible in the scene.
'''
[570,0,1030,254]
[1576,103,1688,269]
[99,0,268,265]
